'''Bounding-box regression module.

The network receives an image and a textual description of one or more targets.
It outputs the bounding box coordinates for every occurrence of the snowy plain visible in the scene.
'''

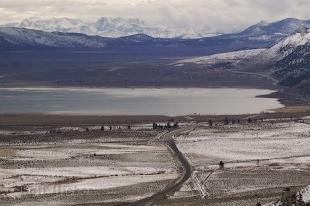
[175,121,310,204]
[176,122,310,164]
[0,139,177,199]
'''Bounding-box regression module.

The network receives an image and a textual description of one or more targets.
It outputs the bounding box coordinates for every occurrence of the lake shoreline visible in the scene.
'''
[2,85,305,109]
[0,87,283,116]
[1,110,310,127]
[0,87,308,126]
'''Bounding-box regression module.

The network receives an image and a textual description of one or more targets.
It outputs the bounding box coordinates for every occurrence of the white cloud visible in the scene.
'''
[1,0,310,33]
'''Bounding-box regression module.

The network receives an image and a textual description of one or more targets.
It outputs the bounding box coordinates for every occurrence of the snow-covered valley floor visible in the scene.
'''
[0,130,178,206]
[175,121,310,205]
[1,120,310,205]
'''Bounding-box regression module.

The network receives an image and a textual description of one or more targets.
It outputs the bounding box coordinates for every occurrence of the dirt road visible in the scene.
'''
[128,128,193,206]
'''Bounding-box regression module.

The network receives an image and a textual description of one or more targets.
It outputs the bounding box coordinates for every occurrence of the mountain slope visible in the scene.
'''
[255,28,310,95]
[171,28,310,96]
[273,42,310,95]
[173,28,310,67]
[0,27,110,48]
[264,27,310,60]
[175,49,265,67]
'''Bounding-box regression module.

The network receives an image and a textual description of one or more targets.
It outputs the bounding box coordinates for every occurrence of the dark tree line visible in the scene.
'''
[153,122,179,130]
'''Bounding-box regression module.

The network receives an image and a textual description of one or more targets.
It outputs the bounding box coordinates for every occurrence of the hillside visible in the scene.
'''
[273,42,310,95]
[173,28,310,97]
[0,27,110,49]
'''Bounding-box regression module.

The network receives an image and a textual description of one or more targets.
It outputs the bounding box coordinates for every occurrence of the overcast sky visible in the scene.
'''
[1,0,310,32]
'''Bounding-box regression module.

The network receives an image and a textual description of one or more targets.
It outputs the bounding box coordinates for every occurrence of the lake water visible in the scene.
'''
[0,88,283,116]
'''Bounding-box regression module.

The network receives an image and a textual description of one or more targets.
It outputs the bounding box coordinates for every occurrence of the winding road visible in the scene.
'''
[128,127,193,206]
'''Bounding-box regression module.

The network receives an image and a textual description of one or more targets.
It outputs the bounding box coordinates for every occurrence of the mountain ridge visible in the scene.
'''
[5,17,310,40]
[4,17,221,39]
[0,26,272,53]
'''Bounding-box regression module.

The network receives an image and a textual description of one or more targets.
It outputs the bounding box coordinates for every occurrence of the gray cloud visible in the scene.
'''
[1,0,310,33]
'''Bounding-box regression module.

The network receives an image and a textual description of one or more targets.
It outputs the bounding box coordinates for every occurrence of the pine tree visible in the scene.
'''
[208,119,213,127]
[224,117,229,125]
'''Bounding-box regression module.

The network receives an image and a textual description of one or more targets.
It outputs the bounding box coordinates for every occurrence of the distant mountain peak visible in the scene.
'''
[256,20,269,27]
[2,16,223,39]
[280,17,302,23]
[120,33,154,42]
[239,18,310,38]
[126,33,153,38]
[96,17,145,25]
[3,17,310,42]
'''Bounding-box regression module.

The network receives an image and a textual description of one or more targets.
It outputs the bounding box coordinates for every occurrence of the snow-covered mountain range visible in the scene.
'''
[176,28,310,95]
[179,27,310,65]
[2,17,310,54]
[6,17,310,40]
[2,18,310,95]
[4,17,221,39]
[210,18,310,45]
[2,18,310,60]
[240,18,310,37]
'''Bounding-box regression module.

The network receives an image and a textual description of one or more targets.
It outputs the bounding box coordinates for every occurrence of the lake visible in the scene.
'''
[0,87,283,116]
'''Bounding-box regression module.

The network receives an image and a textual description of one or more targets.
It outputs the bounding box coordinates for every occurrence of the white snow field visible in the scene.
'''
[176,122,310,166]
[175,121,310,204]
[0,140,177,199]
[266,28,310,59]
[175,49,265,66]
[4,143,163,161]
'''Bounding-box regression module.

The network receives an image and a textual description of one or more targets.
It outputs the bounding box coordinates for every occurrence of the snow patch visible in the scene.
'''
[176,49,265,66]
[264,29,310,60]
[300,185,310,203]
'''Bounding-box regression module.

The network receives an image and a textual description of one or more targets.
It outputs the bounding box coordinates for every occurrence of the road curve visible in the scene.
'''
[128,131,192,206]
